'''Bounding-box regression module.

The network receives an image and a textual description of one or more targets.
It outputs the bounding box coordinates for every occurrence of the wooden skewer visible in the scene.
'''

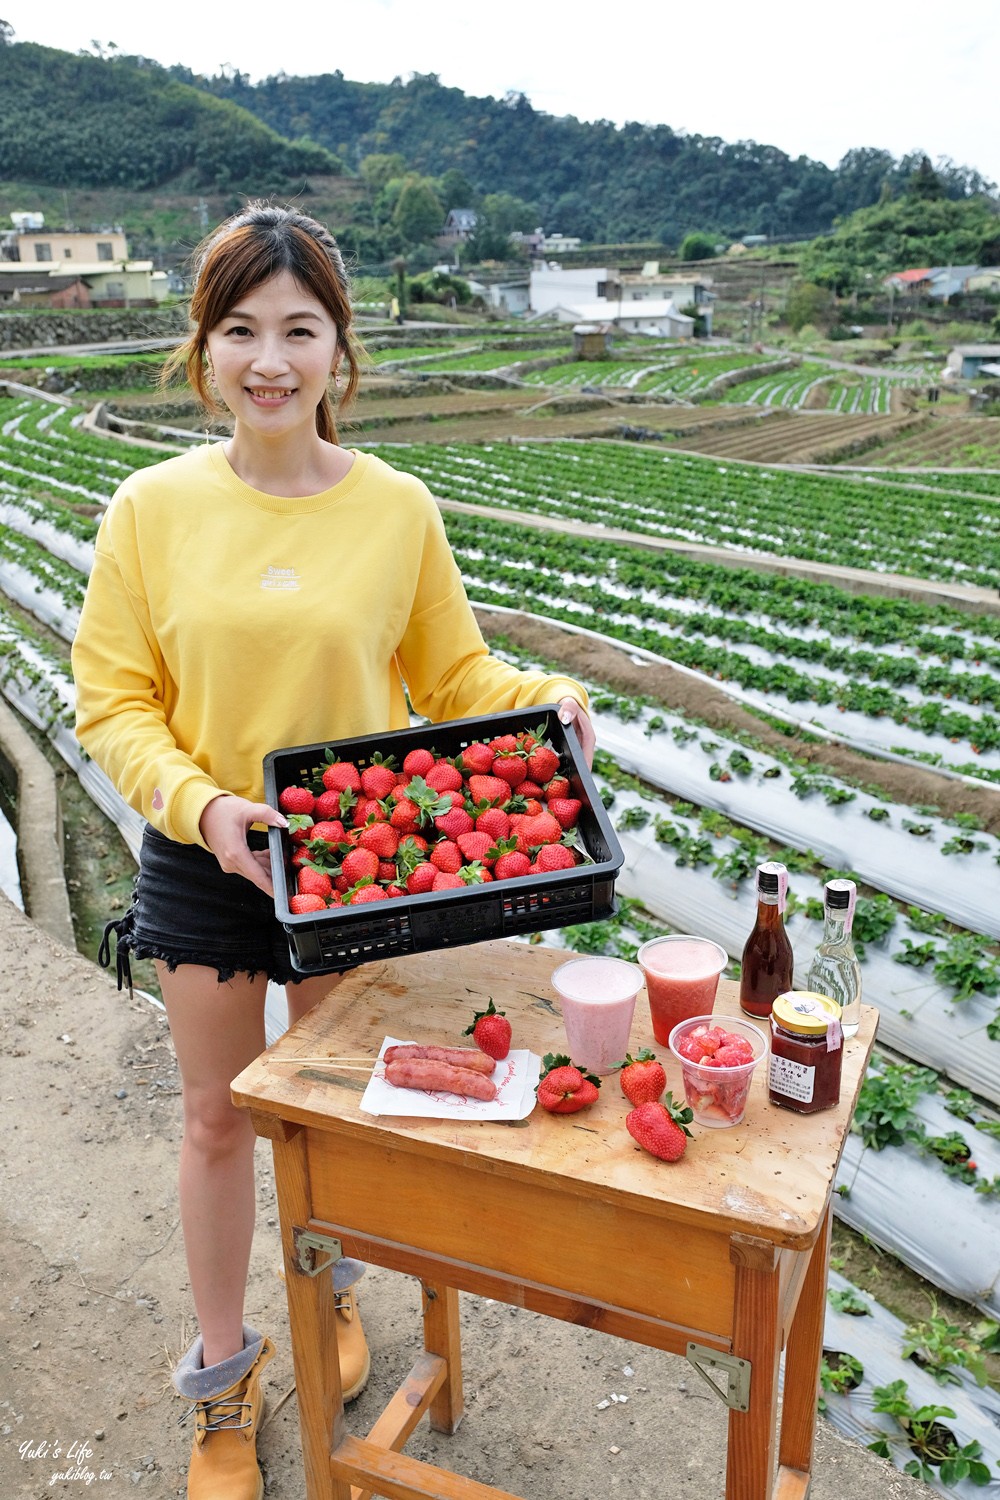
[266,1055,376,1066]
[267,1058,377,1073]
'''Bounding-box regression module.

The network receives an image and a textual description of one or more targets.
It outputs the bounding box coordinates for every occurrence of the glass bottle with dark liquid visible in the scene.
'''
[740,861,794,1018]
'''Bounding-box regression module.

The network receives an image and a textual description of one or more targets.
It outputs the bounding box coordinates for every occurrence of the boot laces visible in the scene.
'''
[334,1289,354,1314]
[179,1395,253,1432]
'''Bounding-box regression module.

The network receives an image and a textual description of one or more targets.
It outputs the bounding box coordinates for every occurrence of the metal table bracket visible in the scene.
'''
[686,1343,751,1411]
[293,1227,343,1277]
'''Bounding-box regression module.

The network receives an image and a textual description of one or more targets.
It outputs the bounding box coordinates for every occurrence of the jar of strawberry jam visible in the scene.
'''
[768,991,843,1114]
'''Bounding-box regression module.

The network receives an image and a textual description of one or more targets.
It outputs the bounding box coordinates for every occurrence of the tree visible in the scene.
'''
[437,167,475,211]
[908,155,944,201]
[479,191,536,235]
[0,19,14,44]
[392,175,443,247]
[679,231,719,261]
[360,152,407,194]
[785,281,833,332]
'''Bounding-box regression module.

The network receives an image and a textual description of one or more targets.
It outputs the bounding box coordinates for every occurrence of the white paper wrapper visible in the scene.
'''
[360,1037,542,1120]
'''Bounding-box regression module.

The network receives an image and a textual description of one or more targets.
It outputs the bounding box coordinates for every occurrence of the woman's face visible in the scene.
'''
[205,268,340,439]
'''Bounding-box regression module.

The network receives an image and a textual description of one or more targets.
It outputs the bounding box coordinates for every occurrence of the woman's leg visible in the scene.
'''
[285,970,344,1027]
[157,961,268,1368]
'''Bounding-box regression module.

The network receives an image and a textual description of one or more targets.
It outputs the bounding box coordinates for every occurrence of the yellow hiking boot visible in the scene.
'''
[174,1326,274,1500]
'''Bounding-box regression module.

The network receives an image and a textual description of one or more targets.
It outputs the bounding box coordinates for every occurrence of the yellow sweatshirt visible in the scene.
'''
[72,443,587,848]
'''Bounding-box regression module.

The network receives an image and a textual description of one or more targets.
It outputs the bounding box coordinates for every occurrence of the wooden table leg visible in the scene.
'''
[271,1126,352,1500]
[421,1282,465,1434]
[776,1199,833,1488]
[727,1233,782,1500]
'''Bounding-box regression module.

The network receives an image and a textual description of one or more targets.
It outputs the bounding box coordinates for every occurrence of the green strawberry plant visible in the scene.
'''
[867,1380,993,1486]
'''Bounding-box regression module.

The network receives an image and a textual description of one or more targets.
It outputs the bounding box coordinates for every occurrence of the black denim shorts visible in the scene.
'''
[99,825,340,989]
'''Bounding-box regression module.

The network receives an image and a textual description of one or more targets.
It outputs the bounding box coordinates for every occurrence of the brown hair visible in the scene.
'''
[162,202,362,443]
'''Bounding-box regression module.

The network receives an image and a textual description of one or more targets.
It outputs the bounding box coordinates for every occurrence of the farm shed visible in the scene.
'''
[946,344,1000,379]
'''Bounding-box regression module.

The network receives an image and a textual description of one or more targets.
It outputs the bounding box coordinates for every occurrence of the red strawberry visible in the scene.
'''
[536,1054,601,1114]
[390,797,420,834]
[322,761,361,793]
[518,780,545,799]
[457,831,494,865]
[385,884,407,899]
[289,892,326,913]
[348,881,387,905]
[535,844,578,872]
[310,820,346,846]
[361,755,397,801]
[426,761,463,792]
[432,870,464,890]
[526,744,560,783]
[459,862,492,884]
[456,741,495,775]
[358,821,400,858]
[291,846,315,869]
[341,847,379,885]
[626,1094,694,1162]
[286,813,315,844]
[520,798,543,817]
[618,1050,667,1106]
[492,753,527,787]
[547,798,582,831]
[297,867,333,900]
[403,747,436,777]
[468,774,510,807]
[475,806,511,841]
[278,785,315,815]
[434,805,474,840]
[488,734,519,754]
[405,863,437,894]
[313,789,346,820]
[377,860,397,883]
[492,847,532,881]
[545,776,570,803]
[352,797,383,828]
[516,811,563,846]
[430,841,463,873]
[463,998,511,1060]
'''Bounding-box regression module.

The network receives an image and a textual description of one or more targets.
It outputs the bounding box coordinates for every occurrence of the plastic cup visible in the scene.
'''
[551,957,644,1075]
[668,1014,767,1128]
[636,935,729,1047]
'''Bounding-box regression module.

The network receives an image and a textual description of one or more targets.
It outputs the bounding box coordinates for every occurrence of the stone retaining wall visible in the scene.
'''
[0,306,188,349]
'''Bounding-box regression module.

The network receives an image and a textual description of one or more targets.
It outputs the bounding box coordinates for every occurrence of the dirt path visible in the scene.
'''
[0,897,927,1500]
[475,608,1000,835]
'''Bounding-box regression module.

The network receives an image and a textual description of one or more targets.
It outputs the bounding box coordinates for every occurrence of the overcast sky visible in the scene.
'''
[7,0,999,188]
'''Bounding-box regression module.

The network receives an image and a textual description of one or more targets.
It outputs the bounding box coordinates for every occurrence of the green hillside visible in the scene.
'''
[191,67,996,245]
[0,41,345,190]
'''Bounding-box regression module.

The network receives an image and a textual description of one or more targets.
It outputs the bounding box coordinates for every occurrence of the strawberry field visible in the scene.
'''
[2,386,1000,1490]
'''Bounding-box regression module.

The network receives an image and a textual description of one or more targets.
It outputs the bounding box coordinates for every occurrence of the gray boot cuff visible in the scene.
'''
[173,1324,266,1401]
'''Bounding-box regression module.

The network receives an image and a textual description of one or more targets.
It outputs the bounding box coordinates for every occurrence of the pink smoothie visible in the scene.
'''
[551,957,643,1075]
[637,937,728,1046]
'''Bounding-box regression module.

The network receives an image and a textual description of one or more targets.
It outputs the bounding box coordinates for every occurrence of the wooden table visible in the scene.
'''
[232,941,876,1500]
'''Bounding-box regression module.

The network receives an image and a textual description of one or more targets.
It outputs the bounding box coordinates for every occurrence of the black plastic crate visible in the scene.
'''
[263,705,625,974]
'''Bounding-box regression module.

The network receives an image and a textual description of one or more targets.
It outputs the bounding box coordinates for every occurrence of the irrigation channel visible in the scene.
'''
[1,386,999,1492]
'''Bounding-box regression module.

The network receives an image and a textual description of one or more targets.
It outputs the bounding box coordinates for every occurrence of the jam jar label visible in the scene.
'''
[769,1053,815,1103]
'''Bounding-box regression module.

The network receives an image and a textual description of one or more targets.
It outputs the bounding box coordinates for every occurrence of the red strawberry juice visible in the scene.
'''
[551,957,643,1075]
[636,936,729,1046]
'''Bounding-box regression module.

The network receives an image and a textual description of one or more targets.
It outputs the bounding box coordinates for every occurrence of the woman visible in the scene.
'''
[71,203,592,1500]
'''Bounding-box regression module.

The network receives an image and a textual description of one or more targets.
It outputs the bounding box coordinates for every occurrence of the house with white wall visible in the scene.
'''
[529,262,703,335]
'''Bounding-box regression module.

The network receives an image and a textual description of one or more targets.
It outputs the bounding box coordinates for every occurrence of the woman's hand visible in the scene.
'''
[199,794,287,897]
[557,697,596,767]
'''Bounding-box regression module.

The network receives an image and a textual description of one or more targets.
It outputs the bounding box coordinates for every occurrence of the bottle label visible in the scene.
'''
[768,1053,815,1104]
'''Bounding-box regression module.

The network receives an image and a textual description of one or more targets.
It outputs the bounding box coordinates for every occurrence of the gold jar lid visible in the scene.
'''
[772,991,842,1035]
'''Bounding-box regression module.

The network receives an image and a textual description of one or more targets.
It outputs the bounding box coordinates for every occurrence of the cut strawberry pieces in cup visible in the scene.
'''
[667,1016,767,1129]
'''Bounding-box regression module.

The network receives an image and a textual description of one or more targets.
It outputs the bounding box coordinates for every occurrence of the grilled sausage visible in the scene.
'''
[383,1043,496,1075]
[384,1059,498,1101]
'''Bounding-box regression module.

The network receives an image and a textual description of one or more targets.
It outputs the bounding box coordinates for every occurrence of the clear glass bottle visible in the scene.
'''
[806,879,861,1038]
[739,862,794,1019]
